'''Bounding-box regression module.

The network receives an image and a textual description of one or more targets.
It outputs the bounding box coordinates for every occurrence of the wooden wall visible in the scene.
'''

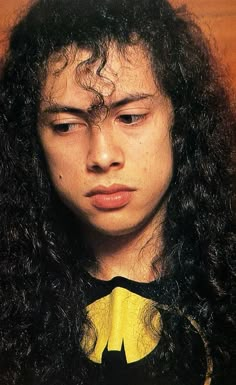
[0,0,236,90]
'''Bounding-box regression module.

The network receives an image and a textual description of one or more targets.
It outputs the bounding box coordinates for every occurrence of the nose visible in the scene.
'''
[86,126,125,173]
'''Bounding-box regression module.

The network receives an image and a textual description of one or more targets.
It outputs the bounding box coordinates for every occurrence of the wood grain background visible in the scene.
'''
[0,0,236,90]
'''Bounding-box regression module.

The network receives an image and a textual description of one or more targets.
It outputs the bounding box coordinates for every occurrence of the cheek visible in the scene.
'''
[140,133,173,175]
[140,137,173,202]
[41,142,82,191]
[44,150,66,181]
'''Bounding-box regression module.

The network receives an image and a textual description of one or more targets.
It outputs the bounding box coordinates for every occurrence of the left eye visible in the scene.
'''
[117,114,146,125]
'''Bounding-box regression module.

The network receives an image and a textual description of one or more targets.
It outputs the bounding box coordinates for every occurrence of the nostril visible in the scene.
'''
[111,162,121,167]
[91,164,104,173]
[90,161,121,173]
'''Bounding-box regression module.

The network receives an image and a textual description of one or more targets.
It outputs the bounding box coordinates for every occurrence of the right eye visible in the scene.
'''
[51,122,87,133]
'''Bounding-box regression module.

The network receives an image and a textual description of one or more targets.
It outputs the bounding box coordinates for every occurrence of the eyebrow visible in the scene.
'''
[41,93,154,115]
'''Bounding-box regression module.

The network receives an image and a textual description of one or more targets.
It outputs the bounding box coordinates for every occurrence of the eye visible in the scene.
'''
[52,122,87,133]
[117,114,146,125]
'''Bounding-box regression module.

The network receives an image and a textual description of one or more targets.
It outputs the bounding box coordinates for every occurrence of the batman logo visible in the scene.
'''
[82,287,162,364]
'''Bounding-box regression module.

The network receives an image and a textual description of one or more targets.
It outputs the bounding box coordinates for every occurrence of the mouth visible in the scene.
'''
[85,184,136,210]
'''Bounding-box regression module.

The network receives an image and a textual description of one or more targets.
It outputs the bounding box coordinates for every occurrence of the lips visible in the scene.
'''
[85,184,135,210]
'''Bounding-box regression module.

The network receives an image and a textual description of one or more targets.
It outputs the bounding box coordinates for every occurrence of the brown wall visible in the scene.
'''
[0,0,236,89]
[172,0,236,91]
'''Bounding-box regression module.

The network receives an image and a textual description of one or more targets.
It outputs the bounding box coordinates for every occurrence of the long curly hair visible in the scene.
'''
[0,0,235,384]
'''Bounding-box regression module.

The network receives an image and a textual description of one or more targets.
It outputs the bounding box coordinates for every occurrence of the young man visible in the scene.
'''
[0,0,235,384]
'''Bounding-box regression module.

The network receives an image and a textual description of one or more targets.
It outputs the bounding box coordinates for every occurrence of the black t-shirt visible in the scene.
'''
[82,274,213,385]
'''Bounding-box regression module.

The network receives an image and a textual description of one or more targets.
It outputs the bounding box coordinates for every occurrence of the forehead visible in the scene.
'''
[41,44,160,106]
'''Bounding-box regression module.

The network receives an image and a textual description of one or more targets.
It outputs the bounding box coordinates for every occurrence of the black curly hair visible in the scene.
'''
[0,0,235,384]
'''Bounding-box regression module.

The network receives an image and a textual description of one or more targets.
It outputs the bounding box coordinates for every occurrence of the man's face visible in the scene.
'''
[38,44,174,236]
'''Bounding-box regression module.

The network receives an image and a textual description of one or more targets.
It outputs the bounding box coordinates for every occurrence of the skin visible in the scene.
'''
[38,44,174,281]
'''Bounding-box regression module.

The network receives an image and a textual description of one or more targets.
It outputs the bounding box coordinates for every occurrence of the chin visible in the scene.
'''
[93,224,136,237]
[89,215,152,238]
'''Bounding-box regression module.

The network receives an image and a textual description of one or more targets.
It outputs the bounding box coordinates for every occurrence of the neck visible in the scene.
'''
[86,213,164,283]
